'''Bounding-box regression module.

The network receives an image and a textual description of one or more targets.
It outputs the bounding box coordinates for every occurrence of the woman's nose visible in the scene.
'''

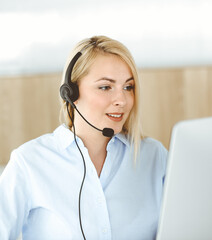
[112,90,126,107]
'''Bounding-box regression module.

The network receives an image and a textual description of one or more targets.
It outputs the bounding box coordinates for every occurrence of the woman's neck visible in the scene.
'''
[74,127,111,176]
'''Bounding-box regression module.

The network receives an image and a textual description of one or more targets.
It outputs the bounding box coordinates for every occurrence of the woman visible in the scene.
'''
[0,36,167,240]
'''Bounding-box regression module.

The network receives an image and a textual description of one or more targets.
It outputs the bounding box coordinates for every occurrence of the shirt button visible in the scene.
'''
[102,227,108,234]
[97,197,102,204]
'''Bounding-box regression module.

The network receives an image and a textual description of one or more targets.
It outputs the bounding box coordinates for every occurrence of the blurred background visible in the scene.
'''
[0,0,212,168]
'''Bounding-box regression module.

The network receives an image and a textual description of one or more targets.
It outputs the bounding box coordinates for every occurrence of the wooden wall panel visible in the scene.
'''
[140,67,212,148]
[140,69,184,148]
[0,74,62,165]
[0,67,212,165]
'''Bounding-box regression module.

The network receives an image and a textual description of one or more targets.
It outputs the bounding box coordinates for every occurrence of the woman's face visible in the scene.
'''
[75,53,134,135]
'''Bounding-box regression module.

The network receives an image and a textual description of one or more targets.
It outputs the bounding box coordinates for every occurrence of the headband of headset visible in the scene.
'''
[60,42,96,103]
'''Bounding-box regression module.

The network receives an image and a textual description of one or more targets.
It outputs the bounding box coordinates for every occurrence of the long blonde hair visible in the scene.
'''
[60,36,143,160]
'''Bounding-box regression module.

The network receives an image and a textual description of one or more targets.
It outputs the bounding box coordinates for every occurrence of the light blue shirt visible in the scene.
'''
[0,124,167,240]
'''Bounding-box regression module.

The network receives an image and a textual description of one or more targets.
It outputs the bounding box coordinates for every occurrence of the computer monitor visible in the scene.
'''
[156,117,212,240]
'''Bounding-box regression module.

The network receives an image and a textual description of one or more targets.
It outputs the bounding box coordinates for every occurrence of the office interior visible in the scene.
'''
[0,0,212,172]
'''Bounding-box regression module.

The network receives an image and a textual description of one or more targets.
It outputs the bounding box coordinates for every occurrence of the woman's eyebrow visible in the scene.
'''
[126,77,134,82]
[95,77,134,83]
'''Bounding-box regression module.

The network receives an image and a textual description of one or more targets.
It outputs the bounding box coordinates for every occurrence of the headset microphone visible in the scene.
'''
[60,49,114,138]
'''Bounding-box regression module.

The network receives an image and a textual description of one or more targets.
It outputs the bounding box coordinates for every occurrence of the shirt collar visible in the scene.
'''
[54,124,130,150]
[54,124,75,150]
[114,133,131,148]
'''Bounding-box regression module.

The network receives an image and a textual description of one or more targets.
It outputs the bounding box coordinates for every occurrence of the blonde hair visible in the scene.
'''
[60,36,144,160]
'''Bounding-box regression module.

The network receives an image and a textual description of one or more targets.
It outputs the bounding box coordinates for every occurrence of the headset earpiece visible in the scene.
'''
[60,82,79,103]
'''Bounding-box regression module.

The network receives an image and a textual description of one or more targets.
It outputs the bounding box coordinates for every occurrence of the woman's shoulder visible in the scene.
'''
[141,136,167,151]
[115,133,167,154]
[16,131,54,154]
[142,136,164,145]
[139,137,168,169]
[13,125,67,158]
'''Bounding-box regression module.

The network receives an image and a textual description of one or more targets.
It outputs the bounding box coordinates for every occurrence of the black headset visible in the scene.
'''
[59,44,114,138]
[60,51,81,103]
[59,43,114,240]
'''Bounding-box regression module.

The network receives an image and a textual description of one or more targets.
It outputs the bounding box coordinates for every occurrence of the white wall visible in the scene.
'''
[0,0,212,75]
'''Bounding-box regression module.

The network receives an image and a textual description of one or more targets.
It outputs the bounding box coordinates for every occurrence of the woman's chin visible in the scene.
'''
[112,127,123,135]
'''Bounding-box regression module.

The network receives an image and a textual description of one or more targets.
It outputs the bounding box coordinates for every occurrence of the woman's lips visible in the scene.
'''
[106,113,124,122]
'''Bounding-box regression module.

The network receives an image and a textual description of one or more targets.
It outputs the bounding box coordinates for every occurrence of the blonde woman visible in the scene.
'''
[0,36,167,240]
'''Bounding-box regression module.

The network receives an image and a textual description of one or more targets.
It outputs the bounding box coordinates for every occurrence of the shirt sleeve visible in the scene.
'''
[159,142,168,184]
[0,150,31,240]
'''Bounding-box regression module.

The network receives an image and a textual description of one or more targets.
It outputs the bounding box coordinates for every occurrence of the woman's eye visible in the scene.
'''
[124,85,134,91]
[99,86,111,91]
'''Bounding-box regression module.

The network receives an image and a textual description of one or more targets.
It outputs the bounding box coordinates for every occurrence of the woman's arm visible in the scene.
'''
[0,150,31,239]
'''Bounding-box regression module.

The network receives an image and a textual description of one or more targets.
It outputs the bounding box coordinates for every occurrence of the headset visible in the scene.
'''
[59,43,114,239]
[60,45,114,138]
